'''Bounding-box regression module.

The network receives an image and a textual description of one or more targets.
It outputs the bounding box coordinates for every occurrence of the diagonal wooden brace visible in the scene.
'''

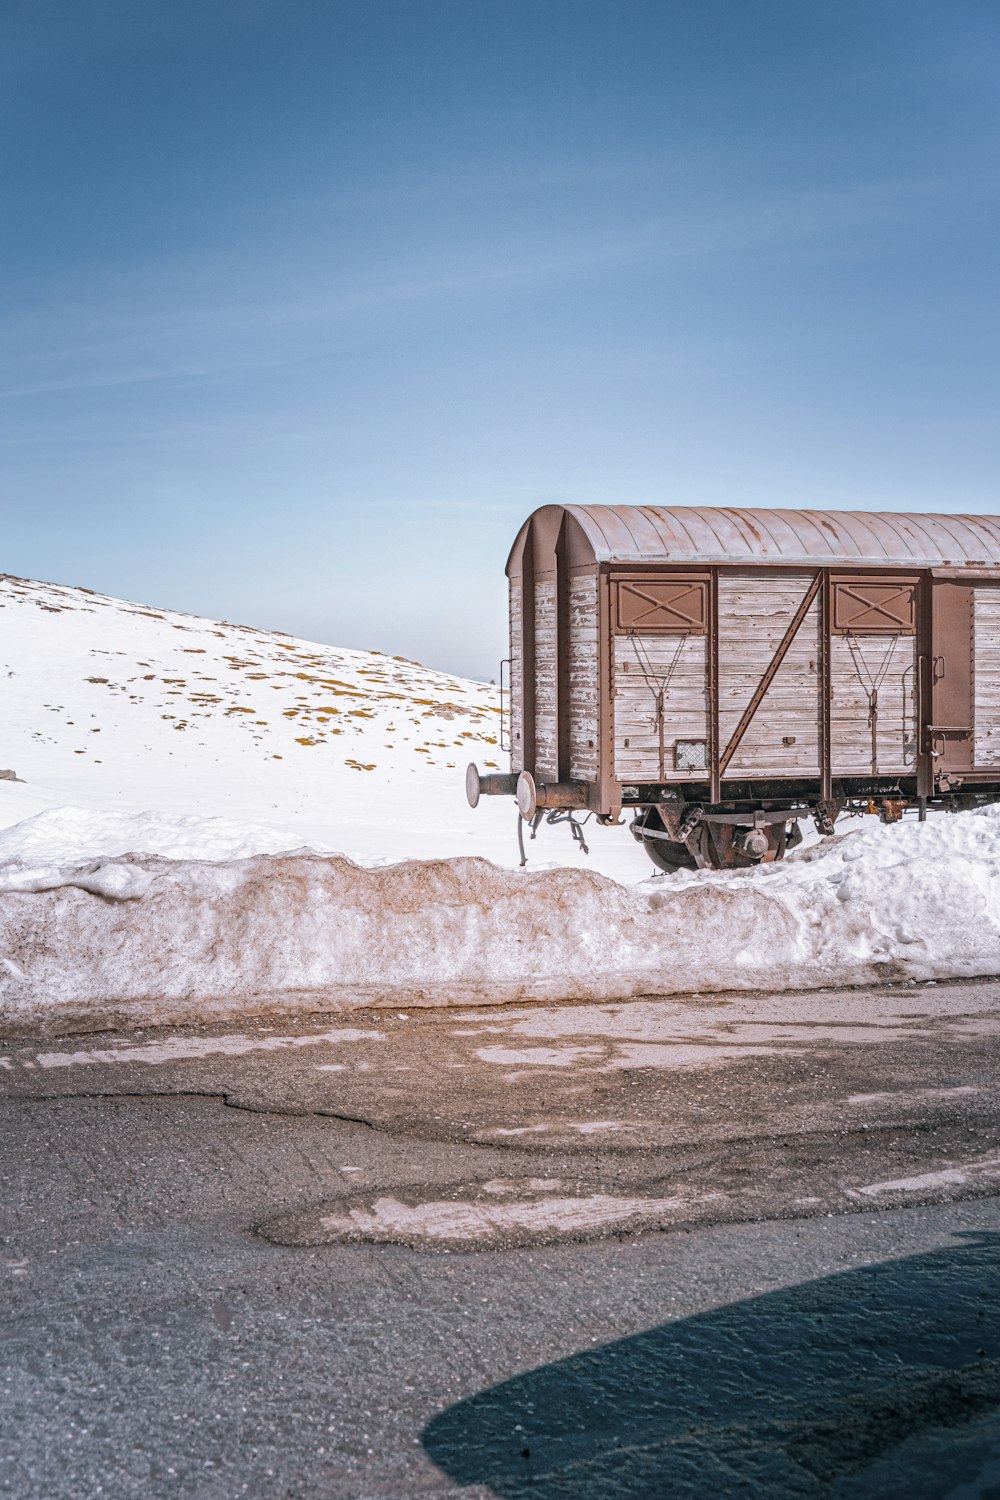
[719,572,822,778]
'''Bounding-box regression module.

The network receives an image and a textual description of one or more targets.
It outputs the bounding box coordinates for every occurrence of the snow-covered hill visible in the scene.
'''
[0,573,650,877]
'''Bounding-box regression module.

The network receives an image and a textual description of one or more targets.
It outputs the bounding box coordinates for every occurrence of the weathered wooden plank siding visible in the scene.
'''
[568,571,599,782]
[717,573,822,776]
[830,634,916,773]
[534,577,558,781]
[508,577,523,772]
[613,633,709,781]
[974,586,1000,766]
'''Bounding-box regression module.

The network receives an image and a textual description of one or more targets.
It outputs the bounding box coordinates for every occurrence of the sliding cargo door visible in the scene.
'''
[925,579,974,776]
[611,576,709,782]
[829,577,918,775]
[716,571,822,778]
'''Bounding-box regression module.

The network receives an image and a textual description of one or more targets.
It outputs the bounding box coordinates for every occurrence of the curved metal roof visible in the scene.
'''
[561,505,1000,568]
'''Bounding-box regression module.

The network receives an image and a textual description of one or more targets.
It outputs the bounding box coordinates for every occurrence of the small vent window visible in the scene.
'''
[675,739,707,771]
[832,579,916,635]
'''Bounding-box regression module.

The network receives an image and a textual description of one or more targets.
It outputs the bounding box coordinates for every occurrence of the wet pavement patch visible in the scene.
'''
[7,982,1000,1247]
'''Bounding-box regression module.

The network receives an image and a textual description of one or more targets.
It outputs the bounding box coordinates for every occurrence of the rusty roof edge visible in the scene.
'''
[552,504,1000,567]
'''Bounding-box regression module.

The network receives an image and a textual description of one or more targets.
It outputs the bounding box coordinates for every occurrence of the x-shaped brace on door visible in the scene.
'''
[619,581,704,631]
[835,583,914,631]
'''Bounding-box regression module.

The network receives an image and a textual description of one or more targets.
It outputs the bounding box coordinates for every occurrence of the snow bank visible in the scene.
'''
[0,806,335,899]
[2,804,1000,1034]
[0,805,333,869]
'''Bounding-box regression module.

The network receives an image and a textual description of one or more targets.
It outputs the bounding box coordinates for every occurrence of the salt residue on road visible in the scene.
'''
[315,1193,688,1247]
[31,1028,382,1069]
[258,1183,701,1250]
[2,803,1000,1032]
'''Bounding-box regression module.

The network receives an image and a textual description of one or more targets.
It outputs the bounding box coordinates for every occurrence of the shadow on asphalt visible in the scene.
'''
[423,1232,1000,1498]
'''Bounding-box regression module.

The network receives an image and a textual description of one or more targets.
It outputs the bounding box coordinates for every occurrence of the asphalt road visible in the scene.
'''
[2,979,1000,1497]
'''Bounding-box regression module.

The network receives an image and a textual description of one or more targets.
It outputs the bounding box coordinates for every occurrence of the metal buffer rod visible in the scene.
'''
[515,771,589,821]
[465,764,519,808]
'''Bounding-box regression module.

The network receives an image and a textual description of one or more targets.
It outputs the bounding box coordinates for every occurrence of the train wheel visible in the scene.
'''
[709,821,795,869]
[630,808,699,873]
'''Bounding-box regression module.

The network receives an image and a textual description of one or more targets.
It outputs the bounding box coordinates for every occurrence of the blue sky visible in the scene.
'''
[2,0,998,677]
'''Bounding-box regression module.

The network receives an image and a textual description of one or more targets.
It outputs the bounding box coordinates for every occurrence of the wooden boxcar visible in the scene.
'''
[466,503,1000,870]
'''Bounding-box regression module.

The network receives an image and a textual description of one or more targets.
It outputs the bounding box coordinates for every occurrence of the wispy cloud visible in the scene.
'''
[0,173,932,404]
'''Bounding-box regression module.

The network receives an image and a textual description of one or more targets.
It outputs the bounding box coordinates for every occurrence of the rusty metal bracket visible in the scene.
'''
[677,805,703,842]
[814,796,843,837]
[675,805,712,867]
[695,807,799,827]
[719,572,822,778]
[632,821,684,845]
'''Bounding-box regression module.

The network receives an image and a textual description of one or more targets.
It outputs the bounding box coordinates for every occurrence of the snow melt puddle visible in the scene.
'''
[32,1028,383,1069]
[853,1157,1000,1197]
